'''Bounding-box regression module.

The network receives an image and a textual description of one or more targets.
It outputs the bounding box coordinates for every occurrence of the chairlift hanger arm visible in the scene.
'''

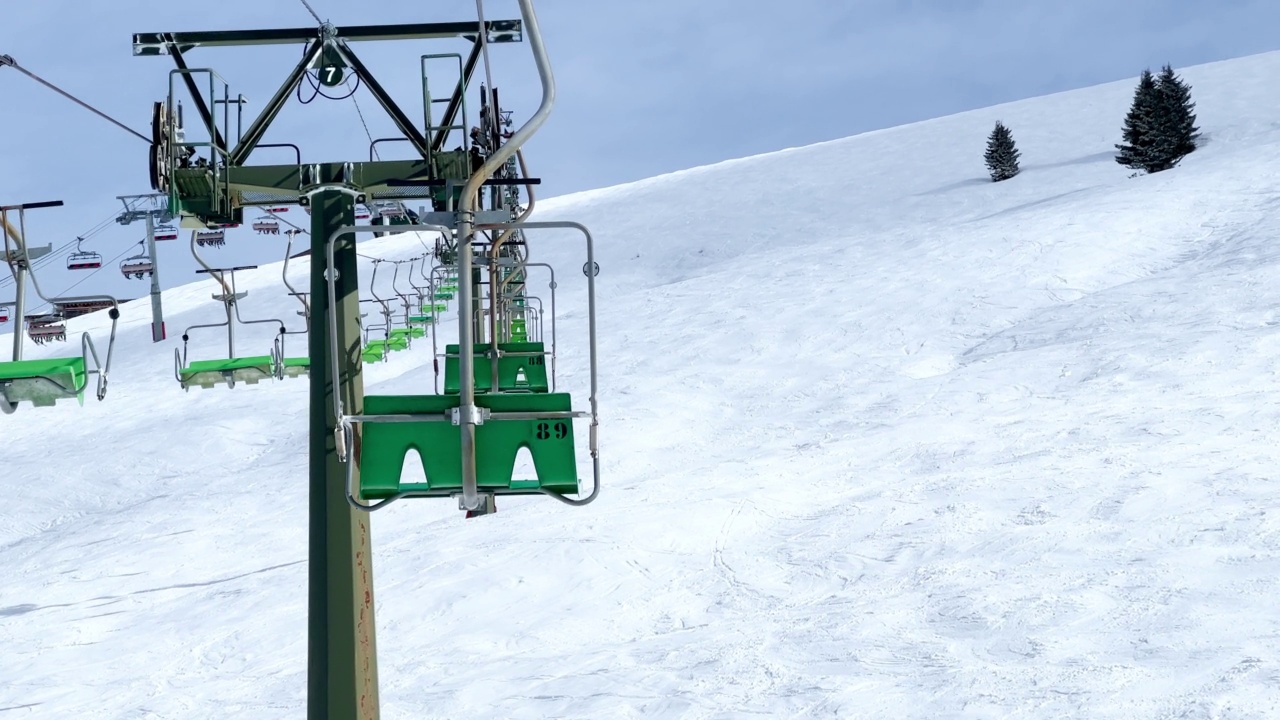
[197,265,259,274]
[131,20,523,54]
[0,55,151,144]
[0,200,64,212]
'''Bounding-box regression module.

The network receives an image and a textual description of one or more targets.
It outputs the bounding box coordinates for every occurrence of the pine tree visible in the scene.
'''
[1115,69,1158,171]
[984,121,1021,182]
[1147,64,1199,171]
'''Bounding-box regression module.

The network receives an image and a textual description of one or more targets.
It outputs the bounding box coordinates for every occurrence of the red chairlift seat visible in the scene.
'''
[27,316,67,344]
[253,220,280,235]
[67,250,103,270]
[154,225,179,241]
[0,306,10,323]
[267,206,289,213]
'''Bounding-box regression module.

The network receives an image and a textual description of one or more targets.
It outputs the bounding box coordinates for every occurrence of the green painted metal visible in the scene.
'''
[307,190,380,719]
[0,357,87,407]
[443,342,548,394]
[359,392,579,498]
[133,20,523,54]
[171,160,447,213]
[389,327,424,341]
[407,314,433,325]
[179,355,276,388]
[432,291,454,301]
[282,357,311,378]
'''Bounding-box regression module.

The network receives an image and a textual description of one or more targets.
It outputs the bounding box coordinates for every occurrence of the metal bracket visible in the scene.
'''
[457,492,496,516]
[450,404,488,426]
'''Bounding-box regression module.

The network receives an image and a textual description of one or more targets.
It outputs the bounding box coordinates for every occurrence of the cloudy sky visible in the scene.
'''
[2,0,1279,303]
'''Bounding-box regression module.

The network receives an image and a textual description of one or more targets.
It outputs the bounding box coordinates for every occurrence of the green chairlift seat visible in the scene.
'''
[423,303,447,314]
[179,355,276,389]
[0,357,88,407]
[432,291,455,302]
[390,327,425,342]
[384,331,414,349]
[443,341,549,394]
[280,356,310,378]
[364,335,408,363]
[359,393,579,499]
[408,314,434,326]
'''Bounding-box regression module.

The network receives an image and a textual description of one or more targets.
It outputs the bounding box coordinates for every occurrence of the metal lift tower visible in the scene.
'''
[132,6,545,717]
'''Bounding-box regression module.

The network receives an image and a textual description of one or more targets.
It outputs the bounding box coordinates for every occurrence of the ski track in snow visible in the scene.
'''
[5,51,1280,718]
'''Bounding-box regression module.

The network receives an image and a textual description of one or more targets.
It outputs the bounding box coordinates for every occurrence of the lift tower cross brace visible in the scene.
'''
[133,16,523,720]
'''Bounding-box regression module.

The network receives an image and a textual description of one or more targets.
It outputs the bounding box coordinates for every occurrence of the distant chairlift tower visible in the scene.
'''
[115,192,172,341]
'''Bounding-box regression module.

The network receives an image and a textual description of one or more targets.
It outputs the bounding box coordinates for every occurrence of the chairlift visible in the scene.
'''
[154,224,179,241]
[120,244,154,279]
[0,306,9,323]
[66,238,102,270]
[196,230,226,248]
[174,235,304,389]
[26,314,67,345]
[253,219,280,235]
[355,208,371,221]
[267,206,289,213]
[0,203,123,413]
[327,221,601,515]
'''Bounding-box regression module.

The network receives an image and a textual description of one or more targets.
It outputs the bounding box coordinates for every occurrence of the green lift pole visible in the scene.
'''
[308,187,379,719]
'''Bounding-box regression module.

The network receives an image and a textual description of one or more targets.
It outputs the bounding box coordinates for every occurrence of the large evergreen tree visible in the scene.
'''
[1147,64,1199,171]
[984,121,1021,182]
[1115,69,1158,171]
[1116,65,1199,174]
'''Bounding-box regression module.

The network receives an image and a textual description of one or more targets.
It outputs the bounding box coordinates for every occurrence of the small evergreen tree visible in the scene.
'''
[984,121,1021,182]
[1115,69,1158,171]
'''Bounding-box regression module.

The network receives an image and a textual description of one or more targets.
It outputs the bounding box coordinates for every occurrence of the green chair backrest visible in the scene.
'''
[359,392,578,498]
[442,342,548,394]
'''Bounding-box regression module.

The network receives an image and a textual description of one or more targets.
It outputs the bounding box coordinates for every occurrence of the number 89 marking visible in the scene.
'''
[535,421,569,440]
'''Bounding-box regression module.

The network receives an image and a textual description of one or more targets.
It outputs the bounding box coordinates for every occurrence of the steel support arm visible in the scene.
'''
[331,42,432,160]
[228,39,324,165]
[133,20,522,54]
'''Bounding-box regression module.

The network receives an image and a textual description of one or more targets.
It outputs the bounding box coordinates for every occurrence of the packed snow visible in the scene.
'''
[5,50,1280,718]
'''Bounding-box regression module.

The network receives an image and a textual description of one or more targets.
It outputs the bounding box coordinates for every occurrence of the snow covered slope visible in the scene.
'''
[6,50,1280,718]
